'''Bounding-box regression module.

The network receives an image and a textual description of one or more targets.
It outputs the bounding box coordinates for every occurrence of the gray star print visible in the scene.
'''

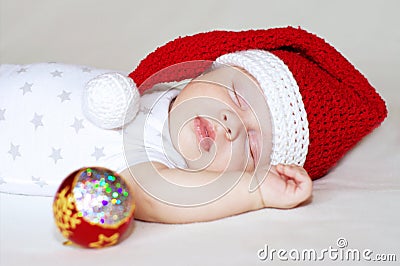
[49,147,63,163]
[35,180,48,187]
[91,146,105,161]
[8,143,21,160]
[71,117,84,133]
[20,82,33,95]
[17,67,27,74]
[0,108,5,121]
[51,70,63,77]
[58,90,71,102]
[31,113,44,130]
[32,176,48,187]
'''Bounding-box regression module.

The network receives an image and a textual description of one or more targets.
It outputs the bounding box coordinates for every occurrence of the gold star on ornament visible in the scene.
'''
[53,186,82,238]
[88,233,120,248]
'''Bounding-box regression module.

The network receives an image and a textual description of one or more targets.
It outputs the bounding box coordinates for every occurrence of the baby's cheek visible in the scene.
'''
[176,127,198,160]
[218,147,250,172]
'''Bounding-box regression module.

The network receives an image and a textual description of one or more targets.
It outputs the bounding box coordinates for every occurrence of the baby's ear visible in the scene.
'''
[262,165,313,209]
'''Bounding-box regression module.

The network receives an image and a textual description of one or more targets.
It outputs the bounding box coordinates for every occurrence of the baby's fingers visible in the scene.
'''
[275,164,310,184]
[276,164,312,191]
[277,164,313,204]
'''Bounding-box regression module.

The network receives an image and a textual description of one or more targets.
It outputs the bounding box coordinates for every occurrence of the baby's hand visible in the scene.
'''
[258,164,312,209]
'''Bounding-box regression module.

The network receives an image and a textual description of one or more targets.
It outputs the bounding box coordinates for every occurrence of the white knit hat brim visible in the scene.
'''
[213,50,309,166]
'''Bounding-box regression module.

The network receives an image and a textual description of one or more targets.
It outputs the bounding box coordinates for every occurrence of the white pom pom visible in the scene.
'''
[82,73,140,129]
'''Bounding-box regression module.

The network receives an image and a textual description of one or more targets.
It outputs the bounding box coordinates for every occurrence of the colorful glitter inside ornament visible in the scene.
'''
[53,167,135,248]
[73,168,132,225]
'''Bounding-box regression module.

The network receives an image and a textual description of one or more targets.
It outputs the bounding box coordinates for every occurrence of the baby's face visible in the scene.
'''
[169,66,272,173]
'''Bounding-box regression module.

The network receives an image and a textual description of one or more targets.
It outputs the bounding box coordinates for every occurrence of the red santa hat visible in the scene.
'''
[83,26,387,179]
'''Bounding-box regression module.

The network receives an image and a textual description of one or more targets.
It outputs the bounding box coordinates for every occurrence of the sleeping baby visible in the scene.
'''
[96,27,385,223]
[0,27,387,223]
[121,58,314,223]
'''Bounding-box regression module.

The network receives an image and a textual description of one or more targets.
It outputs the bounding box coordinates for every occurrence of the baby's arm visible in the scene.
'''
[121,162,263,223]
[121,162,312,224]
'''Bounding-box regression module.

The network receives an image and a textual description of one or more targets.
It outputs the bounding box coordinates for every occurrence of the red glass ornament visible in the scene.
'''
[53,167,135,248]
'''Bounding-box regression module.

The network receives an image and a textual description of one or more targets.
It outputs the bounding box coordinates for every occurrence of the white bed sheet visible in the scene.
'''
[1,109,399,266]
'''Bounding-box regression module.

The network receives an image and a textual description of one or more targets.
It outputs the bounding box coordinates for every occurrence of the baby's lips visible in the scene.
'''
[194,116,216,151]
[199,137,214,152]
[200,116,216,141]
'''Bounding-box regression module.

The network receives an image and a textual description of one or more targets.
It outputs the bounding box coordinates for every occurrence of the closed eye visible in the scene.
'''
[248,130,260,167]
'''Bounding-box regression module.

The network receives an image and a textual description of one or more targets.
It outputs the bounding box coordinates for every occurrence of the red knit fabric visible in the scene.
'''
[128,27,387,179]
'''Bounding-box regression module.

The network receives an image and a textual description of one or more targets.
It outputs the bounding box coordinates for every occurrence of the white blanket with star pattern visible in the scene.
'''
[0,63,127,195]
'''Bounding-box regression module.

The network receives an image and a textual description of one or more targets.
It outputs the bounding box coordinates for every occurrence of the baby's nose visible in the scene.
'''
[220,110,243,141]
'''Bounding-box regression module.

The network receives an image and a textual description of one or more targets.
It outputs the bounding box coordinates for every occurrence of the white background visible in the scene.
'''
[0,1,398,67]
[1,0,399,107]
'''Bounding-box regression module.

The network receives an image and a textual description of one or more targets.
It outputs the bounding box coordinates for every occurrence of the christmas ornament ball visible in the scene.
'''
[53,167,135,248]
